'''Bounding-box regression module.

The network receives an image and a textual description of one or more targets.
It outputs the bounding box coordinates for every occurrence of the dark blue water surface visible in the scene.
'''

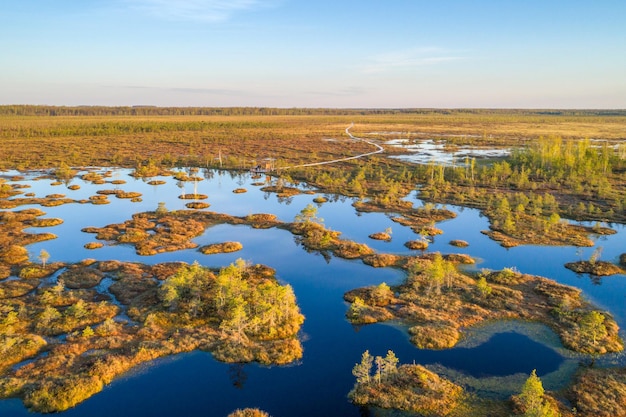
[2,169,624,417]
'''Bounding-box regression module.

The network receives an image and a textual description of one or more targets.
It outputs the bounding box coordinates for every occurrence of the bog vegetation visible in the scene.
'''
[0,257,304,412]
[345,256,623,355]
[1,106,625,415]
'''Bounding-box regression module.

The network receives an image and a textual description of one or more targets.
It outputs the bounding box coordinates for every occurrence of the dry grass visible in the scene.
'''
[568,367,626,417]
[405,240,429,250]
[2,110,625,171]
[199,242,243,255]
[564,261,625,276]
[185,202,210,209]
[345,262,623,354]
[84,242,103,250]
[368,232,391,241]
[59,266,105,289]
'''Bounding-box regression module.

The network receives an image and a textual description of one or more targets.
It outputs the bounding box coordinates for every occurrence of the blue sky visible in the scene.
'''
[1,0,625,108]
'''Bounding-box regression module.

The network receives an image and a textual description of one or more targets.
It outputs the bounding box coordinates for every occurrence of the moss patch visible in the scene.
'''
[565,260,625,276]
[199,242,243,254]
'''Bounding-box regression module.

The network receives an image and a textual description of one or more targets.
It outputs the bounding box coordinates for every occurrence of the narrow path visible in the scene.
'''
[278,123,384,170]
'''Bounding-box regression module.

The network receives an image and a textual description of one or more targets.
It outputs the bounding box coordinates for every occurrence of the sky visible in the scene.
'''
[1,0,625,108]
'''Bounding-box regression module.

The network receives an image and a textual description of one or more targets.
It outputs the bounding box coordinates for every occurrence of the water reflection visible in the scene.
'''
[2,168,624,416]
[384,138,510,166]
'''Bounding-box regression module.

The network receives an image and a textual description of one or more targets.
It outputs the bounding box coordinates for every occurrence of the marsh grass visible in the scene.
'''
[2,108,626,414]
[0,259,305,412]
[186,202,210,209]
[30,218,63,227]
[345,260,623,355]
[84,242,103,250]
[199,242,243,255]
[568,367,626,417]
[369,232,392,241]
[564,261,625,276]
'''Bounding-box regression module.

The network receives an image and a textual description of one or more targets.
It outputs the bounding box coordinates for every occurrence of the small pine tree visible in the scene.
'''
[295,204,323,224]
[82,326,95,338]
[519,370,544,416]
[352,350,373,384]
[375,355,384,385]
[381,350,399,377]
[579,310,608,346]
[371,282,392,304]
[476,277,492,298]
[348,297,366,318]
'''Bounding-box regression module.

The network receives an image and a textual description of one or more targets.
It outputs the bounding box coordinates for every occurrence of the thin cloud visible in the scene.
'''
[125,0,270,22]
[304,87,366,97]
[362,47,464,74]
[111,85,252,96]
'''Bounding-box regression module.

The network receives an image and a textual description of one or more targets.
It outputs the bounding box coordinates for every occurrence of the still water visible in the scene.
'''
[1,168,625,416]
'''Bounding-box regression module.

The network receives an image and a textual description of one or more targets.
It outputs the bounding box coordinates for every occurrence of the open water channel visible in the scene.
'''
[1,168,625,416]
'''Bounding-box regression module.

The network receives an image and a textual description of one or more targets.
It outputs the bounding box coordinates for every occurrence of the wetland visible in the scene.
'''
[1,107,625,416]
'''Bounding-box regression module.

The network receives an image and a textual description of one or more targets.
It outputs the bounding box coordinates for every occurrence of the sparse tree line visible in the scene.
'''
[5,105,624,117]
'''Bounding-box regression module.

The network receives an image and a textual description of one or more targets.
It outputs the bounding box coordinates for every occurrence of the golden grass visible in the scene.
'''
[199,242,243,255]
[345,262,623,354]
[564,261,625,276]
[84,242,103,249]
[568,367,626,417]
[368,232,392,241]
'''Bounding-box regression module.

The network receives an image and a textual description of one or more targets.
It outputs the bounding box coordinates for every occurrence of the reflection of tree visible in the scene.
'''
[589,275,603,286]
[293,236,331,264]
[113,172,121,190]
[203,168,214,180]
[277,195,294,205]
[357,406,373,417]
[228,364,248,389]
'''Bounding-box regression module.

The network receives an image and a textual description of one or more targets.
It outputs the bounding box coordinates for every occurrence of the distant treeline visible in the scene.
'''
[1,105,625,117]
